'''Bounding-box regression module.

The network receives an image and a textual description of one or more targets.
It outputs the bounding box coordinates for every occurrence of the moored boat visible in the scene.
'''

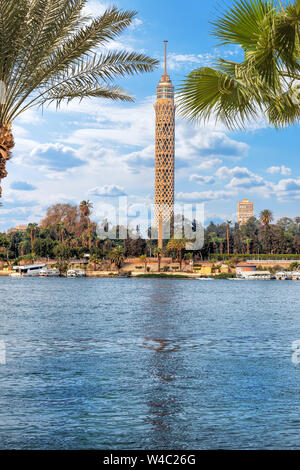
[67,269,86,278]
[40,267,60,277]
[10,263,46,277]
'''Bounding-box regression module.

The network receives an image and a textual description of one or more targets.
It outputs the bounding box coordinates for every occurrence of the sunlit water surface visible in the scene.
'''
[1,278,300,449]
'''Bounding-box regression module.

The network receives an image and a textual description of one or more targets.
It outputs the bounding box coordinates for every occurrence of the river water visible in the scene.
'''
[0,277,300,449]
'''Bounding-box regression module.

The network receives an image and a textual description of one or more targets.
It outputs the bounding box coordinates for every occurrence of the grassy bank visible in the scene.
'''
[135,273,190,279]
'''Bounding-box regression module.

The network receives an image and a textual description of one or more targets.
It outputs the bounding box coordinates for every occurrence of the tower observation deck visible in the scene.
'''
[154,41,175,249]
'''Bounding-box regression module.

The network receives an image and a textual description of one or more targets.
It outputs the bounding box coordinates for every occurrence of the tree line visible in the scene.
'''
[1,203,300,266]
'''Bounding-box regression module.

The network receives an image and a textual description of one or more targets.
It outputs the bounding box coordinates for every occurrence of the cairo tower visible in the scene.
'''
[154,41,175,249]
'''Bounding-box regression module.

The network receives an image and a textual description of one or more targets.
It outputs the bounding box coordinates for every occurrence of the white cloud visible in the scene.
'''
[273,178,300,201]
[166,47,241,71]
[190,174,215,184]
[216,166,253,179]
[88,184,127,197]
[267,165,292,176]
[197,158,222,171]
[176,189,236,203]
[215,166,267,190]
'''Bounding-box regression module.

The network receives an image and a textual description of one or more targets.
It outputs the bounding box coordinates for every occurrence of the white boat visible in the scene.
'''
[196,277,213,280]
[40,267,60,277]
[275,272,292,280]
[67,269,86,278]
[10,263,46,277]
[75,269,86,277]
[67,269,77,278]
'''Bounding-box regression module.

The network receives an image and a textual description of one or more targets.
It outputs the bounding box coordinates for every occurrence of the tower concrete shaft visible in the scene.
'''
[154,41,175,249]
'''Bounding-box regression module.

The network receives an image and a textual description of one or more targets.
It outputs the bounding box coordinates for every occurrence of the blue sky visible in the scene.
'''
[1,0,299,231]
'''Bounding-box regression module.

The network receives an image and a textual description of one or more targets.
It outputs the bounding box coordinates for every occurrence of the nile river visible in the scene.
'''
[1,277,300,449]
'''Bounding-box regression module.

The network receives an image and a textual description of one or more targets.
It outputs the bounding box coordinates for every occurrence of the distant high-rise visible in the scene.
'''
[238,199,254,225]
[154,41,175,249]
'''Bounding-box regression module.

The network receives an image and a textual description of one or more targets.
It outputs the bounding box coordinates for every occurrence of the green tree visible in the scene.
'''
[167,238,186,270]
[0,2,158,197]
[258,210,273,253]
[178,0,300,129]
[109,246,124,272]
[226,220,231,254]
[243,237,252,255]
[53,243,71,275]
[140,254,148,272]
[27,223,38,253]
[260,210,274,227]
[218,237,225,255]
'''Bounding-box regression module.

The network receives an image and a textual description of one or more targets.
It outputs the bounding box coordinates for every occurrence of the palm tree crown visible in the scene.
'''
[0,1,158,196]
[80,200,93,219]
[178,0,300,129]
[259,209,274,226]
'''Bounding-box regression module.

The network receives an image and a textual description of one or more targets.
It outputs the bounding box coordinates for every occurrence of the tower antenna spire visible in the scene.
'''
[164,40,168,76]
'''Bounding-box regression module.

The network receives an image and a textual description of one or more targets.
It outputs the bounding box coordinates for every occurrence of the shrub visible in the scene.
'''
[163,266,170,272]
[136,273,189,279]
[214,273,236,279]
[289,262,300,271]
[209,254,300,261]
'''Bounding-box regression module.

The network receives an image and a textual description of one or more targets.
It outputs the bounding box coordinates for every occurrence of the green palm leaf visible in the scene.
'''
[0,0,158,197]
[178,0,300,129]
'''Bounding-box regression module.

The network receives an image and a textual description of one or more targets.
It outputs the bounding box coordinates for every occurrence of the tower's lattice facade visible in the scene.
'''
[154,41,175,248]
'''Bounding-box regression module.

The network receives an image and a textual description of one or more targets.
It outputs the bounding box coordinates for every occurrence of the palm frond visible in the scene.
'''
[177,67,257,129]
[179,0,300,129]
[0,0,30,81]
[212,0,276,49]
[0,4,158,123]
[41,83,134,107]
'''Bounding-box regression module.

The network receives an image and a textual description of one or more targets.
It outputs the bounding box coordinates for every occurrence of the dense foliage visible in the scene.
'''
[178,0,300,129]
[1,201,300,265]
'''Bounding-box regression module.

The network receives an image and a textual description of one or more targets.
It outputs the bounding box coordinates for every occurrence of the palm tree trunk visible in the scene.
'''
[0,126,14,198]
[30,230,34,252]
[227,225,230,254]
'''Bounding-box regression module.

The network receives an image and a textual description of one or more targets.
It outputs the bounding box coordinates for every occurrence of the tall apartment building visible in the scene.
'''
[237,199,254,225]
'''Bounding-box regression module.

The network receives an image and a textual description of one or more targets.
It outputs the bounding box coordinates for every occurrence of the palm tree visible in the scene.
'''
[79,200,93,221]
[260,209,274,253]
[27,223,38,253]
[243,238,252,255]
[140,254,148,272]
[226,220,231,254]
[110,246,124,273]
[56,222,65,243]
[87,223,94,250]
[153,247,162,272]
[178,0,300,129]
[0,2,158,197]
[218,237,225,255]
[20,240,27,257]
[209,232,219,253]
[259,210,274,227]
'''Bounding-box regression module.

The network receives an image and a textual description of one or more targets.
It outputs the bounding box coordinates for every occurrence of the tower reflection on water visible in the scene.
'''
[141,283,188,449]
